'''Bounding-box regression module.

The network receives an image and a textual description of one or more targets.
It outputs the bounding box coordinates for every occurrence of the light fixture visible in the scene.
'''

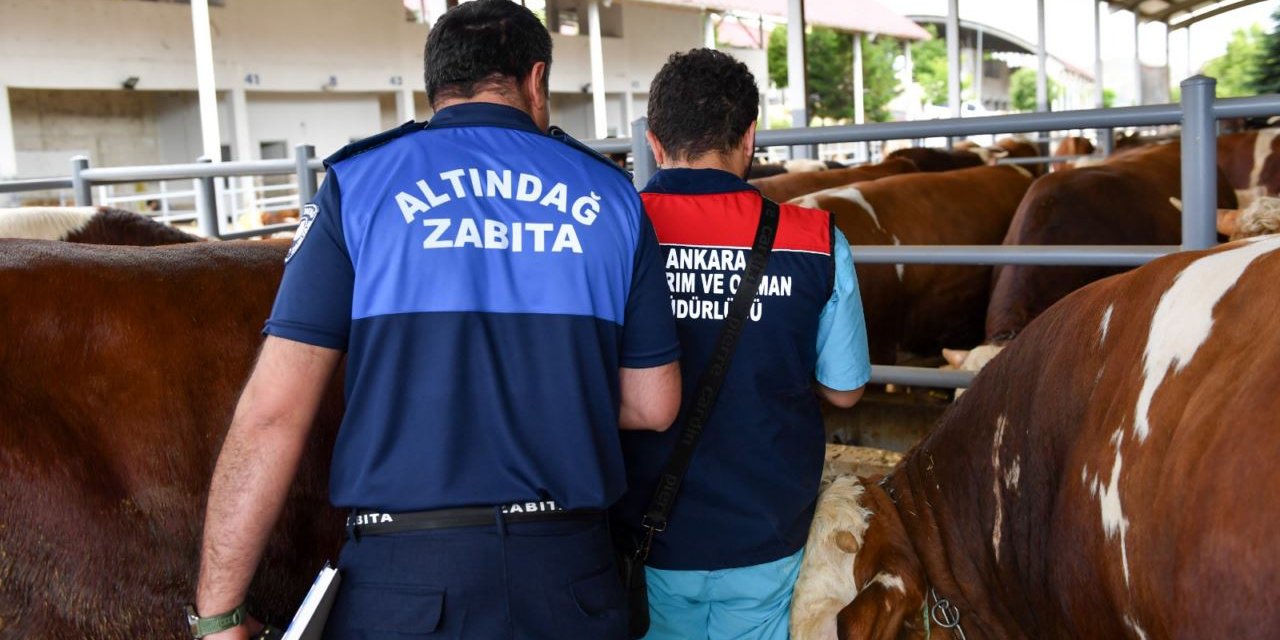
[122,76,139,90]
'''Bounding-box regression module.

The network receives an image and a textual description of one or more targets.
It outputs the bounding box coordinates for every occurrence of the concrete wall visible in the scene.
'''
[0,0,745,176]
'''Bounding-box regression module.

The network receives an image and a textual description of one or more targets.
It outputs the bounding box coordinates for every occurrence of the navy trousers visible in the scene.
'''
[322,514,627,639]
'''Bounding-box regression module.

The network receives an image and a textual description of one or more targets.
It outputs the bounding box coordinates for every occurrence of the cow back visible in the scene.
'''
[986,142,1238,341]
[751,157,918,203]
[0,240,343,637]
[802,165,1032,361]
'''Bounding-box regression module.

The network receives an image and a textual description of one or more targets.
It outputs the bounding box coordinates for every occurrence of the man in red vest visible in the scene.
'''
[615,49,871,639]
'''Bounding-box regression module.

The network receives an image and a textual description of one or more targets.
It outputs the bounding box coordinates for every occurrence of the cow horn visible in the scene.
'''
[1218,209,1241,237]
[1169,197,1182,212]
[941,348,969,368]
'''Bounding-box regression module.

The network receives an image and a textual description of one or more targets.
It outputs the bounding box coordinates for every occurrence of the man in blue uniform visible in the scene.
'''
[615,50,871,640]
[190,2,681,638]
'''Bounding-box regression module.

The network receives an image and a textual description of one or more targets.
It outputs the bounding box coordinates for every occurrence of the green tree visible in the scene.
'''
[1202,24,1263,97]
[862,35,902,122]
[1252,8,1280,94]
[911,24,949,105]
[1103,88,1117,108]
[1009,67,1061,112]
[768,26,901,122]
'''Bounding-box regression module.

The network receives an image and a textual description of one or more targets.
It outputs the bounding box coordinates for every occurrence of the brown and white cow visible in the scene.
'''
[1051,136,1096,172]
[794,235,1280,639]
[751,158,919,203]
[796,165,1033,363]
[1217,128,1280,206]
[985,142,1238,346]
[0,206,204,245]
[0,240,342,638]
[886,147,986,173]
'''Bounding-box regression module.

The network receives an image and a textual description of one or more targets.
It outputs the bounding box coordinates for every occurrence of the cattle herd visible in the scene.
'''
[1,128,1278,638]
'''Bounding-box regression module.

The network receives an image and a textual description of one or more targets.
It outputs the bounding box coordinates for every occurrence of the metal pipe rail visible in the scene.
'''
[0,77,1275,391]
[849,245,1175,267]
[0,177,74,194]
[996,153,1095,166]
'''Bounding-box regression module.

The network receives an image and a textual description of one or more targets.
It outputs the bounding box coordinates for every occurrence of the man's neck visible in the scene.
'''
[432,94,528,116]
[662,154,746,177]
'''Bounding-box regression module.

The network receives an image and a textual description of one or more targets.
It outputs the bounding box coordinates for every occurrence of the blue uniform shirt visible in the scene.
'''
[266,103,680,512]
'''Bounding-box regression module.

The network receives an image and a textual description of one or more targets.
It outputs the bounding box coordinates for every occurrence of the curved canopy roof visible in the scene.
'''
[632,0,933,40]
[1103,0,1269,30]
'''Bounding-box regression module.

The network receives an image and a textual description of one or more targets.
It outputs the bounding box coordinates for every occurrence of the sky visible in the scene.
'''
[889,0,1277,80]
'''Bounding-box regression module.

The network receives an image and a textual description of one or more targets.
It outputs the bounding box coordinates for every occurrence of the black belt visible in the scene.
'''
[346,502,602,536]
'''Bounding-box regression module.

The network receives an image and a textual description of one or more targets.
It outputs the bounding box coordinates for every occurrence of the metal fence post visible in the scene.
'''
[1179,75,1218,251]
[1097,127,1114,156]
[193,156,220,239]
[295,144,318,203]
[631,117,657,189]
[70,156,92,206]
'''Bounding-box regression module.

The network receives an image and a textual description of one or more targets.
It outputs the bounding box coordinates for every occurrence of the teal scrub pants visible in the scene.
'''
[641,549,804,640]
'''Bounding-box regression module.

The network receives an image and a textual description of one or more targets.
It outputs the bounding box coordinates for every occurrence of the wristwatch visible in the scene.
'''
[185,603,246,638]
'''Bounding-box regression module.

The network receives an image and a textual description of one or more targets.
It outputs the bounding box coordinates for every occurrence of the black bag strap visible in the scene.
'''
[635,196,781,560]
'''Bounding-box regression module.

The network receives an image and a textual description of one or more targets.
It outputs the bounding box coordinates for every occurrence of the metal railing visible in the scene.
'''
[54,145,323,239]
[603,75,1272,389]
[0,76,1274,390]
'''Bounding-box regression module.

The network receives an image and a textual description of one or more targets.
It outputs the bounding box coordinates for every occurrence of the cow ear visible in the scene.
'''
[835,484,927,640]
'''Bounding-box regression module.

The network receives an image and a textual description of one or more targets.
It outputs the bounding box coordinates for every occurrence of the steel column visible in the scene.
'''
[1179,75,1217,250]
[1095,0,1113,154]
[1036,0,1048,111]
[631,117,656,189]
[974,28,984,111]
[294,144,318,202]
[194,156,220,239]
[1133,13,1142,106]
[190,0,222,163]
[853,33,865,125]
[587,0,608,139]
[946,0,961,117]
[786,0,812,158]
[70,156,92,206]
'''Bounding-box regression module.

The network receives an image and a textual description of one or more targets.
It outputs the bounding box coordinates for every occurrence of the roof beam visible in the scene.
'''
[1168,0,1267,29]
[1152,0,1208,22]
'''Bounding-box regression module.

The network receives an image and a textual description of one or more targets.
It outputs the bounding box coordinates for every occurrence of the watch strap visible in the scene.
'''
[187,603,246,638]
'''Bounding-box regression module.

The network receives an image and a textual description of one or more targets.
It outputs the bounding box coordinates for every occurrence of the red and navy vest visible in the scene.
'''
[616,168,836,570]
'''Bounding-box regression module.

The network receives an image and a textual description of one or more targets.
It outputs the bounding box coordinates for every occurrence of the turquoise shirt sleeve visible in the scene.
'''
[815,228,872,391]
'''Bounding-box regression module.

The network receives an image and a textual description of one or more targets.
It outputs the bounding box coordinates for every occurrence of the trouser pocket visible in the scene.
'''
[325,583,445,638]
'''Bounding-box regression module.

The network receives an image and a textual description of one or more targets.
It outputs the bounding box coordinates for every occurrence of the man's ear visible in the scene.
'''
[647,130,669,167]
[523,61,550,129]
[835,482,928,640]
[740,121,758,171]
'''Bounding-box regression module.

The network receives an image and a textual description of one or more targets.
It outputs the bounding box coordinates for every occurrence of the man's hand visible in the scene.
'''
[195,337,342,625]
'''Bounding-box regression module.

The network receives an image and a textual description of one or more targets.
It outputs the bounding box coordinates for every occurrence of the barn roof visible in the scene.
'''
[631,0,933,40]
[1101,0,1269,30]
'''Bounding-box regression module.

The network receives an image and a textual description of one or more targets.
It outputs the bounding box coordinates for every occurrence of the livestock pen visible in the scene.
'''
[3,74,1278,393]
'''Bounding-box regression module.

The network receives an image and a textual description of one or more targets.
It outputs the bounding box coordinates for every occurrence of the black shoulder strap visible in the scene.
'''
[323,119,426,167]
[637,196,781,554]
[546,125,633,181]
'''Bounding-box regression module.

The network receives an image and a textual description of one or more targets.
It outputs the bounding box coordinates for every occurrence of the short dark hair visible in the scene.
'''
[424,0,552,105]
[647,49,759,161]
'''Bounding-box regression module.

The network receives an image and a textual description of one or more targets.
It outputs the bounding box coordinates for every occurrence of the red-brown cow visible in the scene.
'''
[795,165,1032,363]
[792,236,1280,639]
[0,240,342,638]
[1051,136,1096,172]
[751,158,919,203]
[886,147,985,173]
[1216,128,1280,206]
[985,142,1238,345]
[0,206,203,245]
